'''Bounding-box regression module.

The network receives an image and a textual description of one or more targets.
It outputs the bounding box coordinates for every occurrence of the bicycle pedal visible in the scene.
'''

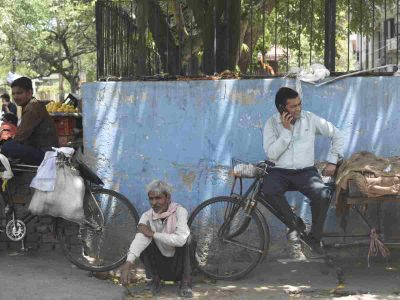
[302,248,326,260]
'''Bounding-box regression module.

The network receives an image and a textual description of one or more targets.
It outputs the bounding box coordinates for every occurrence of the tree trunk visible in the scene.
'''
[58,74,64,101]
[238,2,275,73]
[137,0,149,76]
[200,0,217,74]
[65,75,77,95]
[147,0,180,75]
[226,0,241,71]
[197,0,241,74]
[238,23,264,73]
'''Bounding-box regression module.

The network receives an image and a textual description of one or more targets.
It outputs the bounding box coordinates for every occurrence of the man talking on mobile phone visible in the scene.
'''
[262,87,344,259]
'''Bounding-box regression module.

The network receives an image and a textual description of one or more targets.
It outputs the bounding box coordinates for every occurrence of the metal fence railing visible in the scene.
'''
[96,0,400,80]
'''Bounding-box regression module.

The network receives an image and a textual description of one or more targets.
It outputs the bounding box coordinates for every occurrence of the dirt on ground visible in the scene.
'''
[1,243,400,300]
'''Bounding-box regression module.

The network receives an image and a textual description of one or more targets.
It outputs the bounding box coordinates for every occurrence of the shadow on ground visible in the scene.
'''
[1,244,400,299]
[117,247,400,300]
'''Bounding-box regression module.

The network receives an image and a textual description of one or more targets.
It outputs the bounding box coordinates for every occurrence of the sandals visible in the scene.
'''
[178,282,193,298]
[142,277,193,297]
[144,278,162,295]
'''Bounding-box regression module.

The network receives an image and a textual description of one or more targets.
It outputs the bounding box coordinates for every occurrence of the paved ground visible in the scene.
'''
[0,247,122,300]
[1,243,400,300]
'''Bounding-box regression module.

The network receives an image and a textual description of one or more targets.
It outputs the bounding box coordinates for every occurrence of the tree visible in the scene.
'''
[110,0,396,76]
[116,0,241,75]
[0,0,96,93]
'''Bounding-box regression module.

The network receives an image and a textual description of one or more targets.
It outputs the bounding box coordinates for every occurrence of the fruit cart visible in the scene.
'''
[45,101,82,147]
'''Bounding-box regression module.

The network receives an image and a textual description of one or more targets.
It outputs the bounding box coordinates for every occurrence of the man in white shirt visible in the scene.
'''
[263,87,344,257]
[120,180,192,298]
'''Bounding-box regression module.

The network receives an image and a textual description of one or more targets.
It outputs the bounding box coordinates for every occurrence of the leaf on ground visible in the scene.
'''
[127,292,153,298]
[201,278,217,284]
[330,284,345,294]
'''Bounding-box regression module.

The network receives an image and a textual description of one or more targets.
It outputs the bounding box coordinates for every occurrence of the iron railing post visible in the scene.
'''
[324,0,336,72]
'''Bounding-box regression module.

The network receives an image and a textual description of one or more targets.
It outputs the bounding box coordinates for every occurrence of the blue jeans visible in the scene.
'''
[1,140,45,166]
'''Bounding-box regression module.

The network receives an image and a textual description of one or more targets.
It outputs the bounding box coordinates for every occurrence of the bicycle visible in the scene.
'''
[188,158,336,280]
[0,151,140,272]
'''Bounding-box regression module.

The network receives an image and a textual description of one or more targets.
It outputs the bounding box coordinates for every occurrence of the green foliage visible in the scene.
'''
[37,84,59,94]
[3,0,386,79]
[0,0,96,91]
[244,0,395,72]
[141,0,388,74]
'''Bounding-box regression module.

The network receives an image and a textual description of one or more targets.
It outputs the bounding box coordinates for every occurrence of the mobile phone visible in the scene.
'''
[278,104,287,115]
[278,104,295,124]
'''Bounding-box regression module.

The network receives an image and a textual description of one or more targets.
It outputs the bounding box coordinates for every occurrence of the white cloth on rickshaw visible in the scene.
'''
[0,153,13,180]
[29,147,84,223]
[30,147,75,192]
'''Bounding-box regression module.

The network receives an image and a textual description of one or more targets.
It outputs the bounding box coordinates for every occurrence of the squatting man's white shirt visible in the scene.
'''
[126,206,190,263]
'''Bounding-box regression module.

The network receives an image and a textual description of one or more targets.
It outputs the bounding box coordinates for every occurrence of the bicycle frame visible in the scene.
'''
[229,173,329,238]
[0,158,105,244]
[218,176,266,240]
[82,185,105,231]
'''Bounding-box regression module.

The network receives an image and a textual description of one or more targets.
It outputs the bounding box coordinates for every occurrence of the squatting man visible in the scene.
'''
[120,180,193,298]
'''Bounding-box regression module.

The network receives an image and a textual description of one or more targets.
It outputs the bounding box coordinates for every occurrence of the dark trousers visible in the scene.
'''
[140,238,192,282]
[262,167,331,241]
[1,140,45,166]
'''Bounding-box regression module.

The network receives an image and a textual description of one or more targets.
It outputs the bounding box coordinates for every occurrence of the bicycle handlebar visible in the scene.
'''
[257,160,275,168]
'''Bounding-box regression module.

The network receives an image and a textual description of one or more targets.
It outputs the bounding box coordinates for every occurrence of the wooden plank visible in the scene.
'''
[345,196,400,204]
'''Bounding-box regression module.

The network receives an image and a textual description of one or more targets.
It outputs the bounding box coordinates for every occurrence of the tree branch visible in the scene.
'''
[171,0,188,38]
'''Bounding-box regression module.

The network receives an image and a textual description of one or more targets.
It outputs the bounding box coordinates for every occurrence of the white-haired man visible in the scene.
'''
[120,180,192,298]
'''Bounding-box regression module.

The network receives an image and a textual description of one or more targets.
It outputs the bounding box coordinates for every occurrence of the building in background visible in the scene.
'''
[356,8,400,71]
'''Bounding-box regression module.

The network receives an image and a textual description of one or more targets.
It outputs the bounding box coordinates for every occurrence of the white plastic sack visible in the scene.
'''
[288,63,330,83]
[286,63,330,99]
[29,164,85,223]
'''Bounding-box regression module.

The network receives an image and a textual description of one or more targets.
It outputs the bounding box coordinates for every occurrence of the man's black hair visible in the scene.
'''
[11,77,33,91]
[2,113,18,126]
[0,93,10,102]
[275,87,299,110]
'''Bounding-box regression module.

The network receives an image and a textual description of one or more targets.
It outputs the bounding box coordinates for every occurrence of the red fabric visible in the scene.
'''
[0,122,17,141]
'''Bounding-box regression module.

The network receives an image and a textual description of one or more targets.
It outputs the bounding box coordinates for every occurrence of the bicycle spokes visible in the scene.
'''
[222,238,265,254]
[219,202,254,240]
[6,213,26,241]
[82,189,105,232]
[189,196,267,280]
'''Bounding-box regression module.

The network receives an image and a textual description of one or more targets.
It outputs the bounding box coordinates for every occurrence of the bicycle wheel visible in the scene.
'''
[188,196,269,280]
[57,188,139,272]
